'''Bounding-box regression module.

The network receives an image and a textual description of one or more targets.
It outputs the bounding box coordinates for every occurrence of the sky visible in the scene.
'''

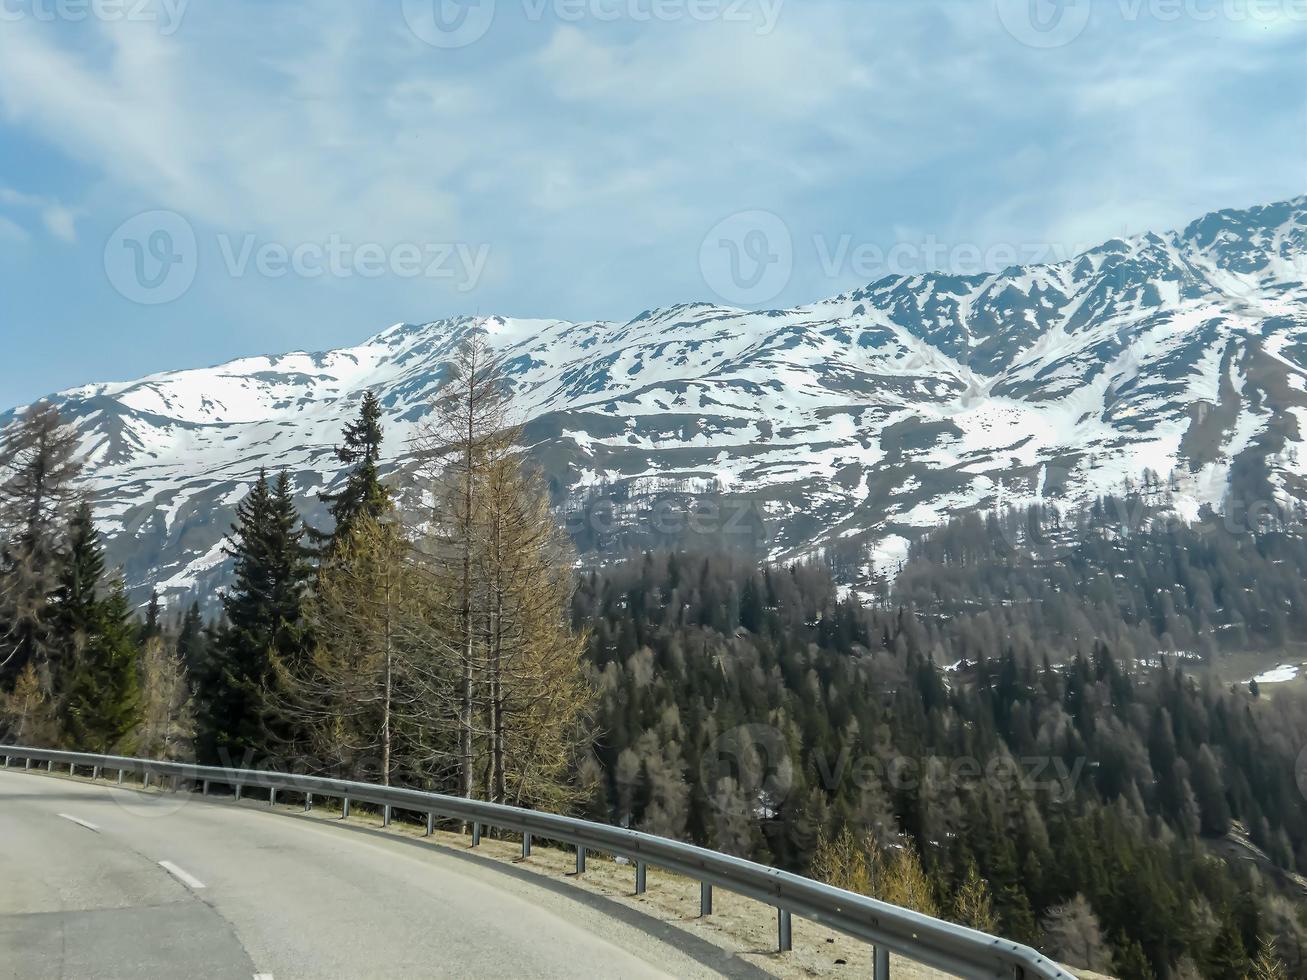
[0,0,1304,408]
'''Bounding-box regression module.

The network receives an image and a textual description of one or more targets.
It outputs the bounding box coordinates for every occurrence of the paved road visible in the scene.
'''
[0,770,731,979]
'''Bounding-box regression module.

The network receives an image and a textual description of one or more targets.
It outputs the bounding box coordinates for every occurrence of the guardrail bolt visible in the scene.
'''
[635,861,647,895]
[700,882,713,917]
[873,944,889,979]
[777,909,792,953]
[575,846,586,874]
[521,832,532,859]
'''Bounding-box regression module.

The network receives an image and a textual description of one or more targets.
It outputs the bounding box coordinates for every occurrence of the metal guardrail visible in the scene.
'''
[0,744,1076,980]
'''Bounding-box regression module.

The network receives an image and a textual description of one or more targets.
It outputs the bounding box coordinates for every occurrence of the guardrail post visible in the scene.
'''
[234,783,242,801]
[69,762,75,776]
[700,882,712,916]
[25,758,31,770]
[143,771,150,789]
[521,832,532,858]
[46,759,53,772]
[425,812,434,837]
[342,796,351,819]
[382,804,392,827]
[777,909,792,952]
[116,769,123,784]
[202,780,210,796]
[472,821,481,846]
[305,792,313,812]
[575,846,586,874]
[270,787,278,808]
[873,945,889,979]
[635,861,647,895]
[92,766,99,780]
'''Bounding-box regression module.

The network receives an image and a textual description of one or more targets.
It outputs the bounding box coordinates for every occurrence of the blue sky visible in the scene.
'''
[1,0,1304,408]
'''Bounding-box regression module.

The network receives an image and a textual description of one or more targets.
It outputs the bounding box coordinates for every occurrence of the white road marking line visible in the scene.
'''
[253,974,274,979]
[158,860,206,890]
[56,813,100,832]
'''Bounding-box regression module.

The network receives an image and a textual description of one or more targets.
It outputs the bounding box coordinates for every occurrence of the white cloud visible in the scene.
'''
[0,186,77,244]
[0,1,1300,327]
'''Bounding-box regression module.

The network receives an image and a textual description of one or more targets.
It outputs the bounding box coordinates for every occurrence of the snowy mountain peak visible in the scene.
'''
[6,196,1307,603]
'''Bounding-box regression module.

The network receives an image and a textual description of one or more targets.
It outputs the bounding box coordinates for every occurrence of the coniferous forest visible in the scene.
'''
[4,345,1307,979]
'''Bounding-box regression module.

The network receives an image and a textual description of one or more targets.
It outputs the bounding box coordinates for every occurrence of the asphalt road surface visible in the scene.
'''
[0,770,737,979]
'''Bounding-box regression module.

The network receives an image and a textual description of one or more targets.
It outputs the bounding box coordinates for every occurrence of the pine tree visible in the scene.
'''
[0,662,58,744]
[316,390,390,551]
[0,403,82,688]
[1251,934,1288,980]
[196,470,310,765]
[42,503,141,751]
[289,515,413,785]
[953,860,997,932]
[411,333,510,800]
[61,581,142,753]
[139,589,162,644]
[879,839,940,917]
[175,601,206,676]
[49,501,104,696]
[137,634,194,761]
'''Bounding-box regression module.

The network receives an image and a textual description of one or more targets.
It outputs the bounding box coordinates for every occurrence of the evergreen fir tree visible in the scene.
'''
[196,470,310,765]
[315,390,390,551]
[139,588,162,644]
[52,509,142,753]
[175,600,206,677]
[49,502,144,749]
[61,580,142,753]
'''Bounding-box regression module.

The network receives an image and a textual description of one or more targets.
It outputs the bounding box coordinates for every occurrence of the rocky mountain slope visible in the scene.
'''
[5,196,1306,605]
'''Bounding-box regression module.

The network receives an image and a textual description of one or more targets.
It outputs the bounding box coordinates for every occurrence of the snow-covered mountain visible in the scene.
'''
[6,196,1307,604]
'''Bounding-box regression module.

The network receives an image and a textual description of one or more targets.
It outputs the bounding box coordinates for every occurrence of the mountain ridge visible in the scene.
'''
[6,195,1306,606]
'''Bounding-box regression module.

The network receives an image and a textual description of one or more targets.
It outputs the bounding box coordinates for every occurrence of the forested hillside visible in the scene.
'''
[576,548,1307,978]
